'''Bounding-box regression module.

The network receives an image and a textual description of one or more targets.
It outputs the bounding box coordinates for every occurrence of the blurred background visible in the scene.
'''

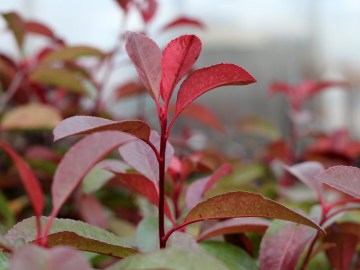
[1,0,359,136]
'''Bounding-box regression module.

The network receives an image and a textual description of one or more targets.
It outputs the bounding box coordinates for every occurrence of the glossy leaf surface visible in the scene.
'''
[174,63,255,120]
[53,116,150,141]
[185,191,323,232]
[125,32,161,100]
[161,35,201,104]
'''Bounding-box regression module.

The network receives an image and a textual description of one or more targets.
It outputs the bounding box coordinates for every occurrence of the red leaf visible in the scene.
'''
[77,194,108,229]
[161,17,205,32]
[197,217,270,241]
[25,21,56,39]
[314,166,360,198]
[174,64,256,121]
[259,220,316,270]
[53,116,151,141]
[185,163,232,209]
[160,35,202,104]
[284,161,324,202]
[179,103,224,132]
[51,131,134,216]
[119,131,174,182]
[0,142,44,218]
[107,171,173,222]
[136,0,157,22]
[115,81,146,100]
[184,191,324,232]
[9,245,93,270]
[125,32,162,101]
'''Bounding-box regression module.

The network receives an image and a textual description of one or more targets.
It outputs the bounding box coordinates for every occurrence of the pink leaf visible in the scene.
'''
[77,194,108,229]
[9,244,93,270]
[107,171,173,222]
[185,163,232,209]
[136,0,157,23]
[161,17,205,32]
[53,116,151,141]
[259,220,316,270]
[119,130,174,182]
[160,35,202,104]
[125,32,162,101]
[315,166,360,198]
[284,161,324,202]
[51,131,134,215]
[198,217,271,241]
[174,64,256,121]
[0,142,44,219]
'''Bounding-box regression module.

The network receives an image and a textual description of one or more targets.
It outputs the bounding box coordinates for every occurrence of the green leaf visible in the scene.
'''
[2,12,26,49]
[200,241,257,270]
[185,191,324,233]
[6,217,137,258]
[82,161,115,194]
[106,248,228,270]
[0,191,15,229]
[42,46,104,63]
[29,67,87,93]
[0,252,9,270]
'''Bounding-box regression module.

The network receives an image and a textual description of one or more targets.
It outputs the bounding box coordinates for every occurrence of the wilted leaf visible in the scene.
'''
[51,131,135,216]
[174,64,256,120]
[106,248,228,270]
[42,46,104,63]
[197,217,270,241]
[125,32,162,101]
[6,217,137,258]
[0,142,44,219]
[315,166,360,198]
[200,241,257,270]
[119,131,173,182]
[1,104,61,130]
[2,12,26,49]
[53,116,150,141]
[161,17,205,32]
[9,244,93,270]
[185,163,232,209]
[160,35,201,104]
[185,191,323,232]
[259,220,315,270]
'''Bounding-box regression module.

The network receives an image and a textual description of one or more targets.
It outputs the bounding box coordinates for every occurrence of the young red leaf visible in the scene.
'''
[53,116,150,141]
[135,0,157,23]
[184,191,323,232]
[160,35,202,104]
[107,171,174,222]
[197,217,271,241]
[185,163,232,209]
[25,21,56,39]
[119,131,174,182]
[125,32,162,101]
[284,161,324,202]
[9,245,93,270]
[315,166,360,198]
[0,142,44,219]
[51,131,134,216]
[174,64,256,121]
[259,220,316,270]
[161,17,205,32]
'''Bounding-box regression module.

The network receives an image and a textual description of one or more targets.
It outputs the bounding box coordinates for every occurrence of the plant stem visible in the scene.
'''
[158,119,168,249]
